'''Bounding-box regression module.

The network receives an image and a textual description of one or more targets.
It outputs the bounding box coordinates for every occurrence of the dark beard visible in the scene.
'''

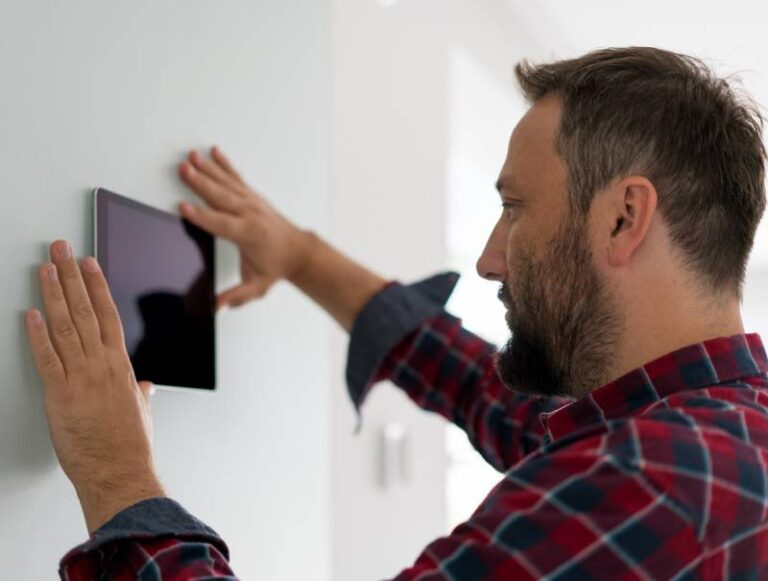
[494,216,624,398]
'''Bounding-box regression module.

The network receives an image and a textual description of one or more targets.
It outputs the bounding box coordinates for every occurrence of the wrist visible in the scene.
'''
[287,228,319,285]
[76,474,167,535]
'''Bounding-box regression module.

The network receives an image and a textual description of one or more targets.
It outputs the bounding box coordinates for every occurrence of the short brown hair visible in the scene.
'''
[515,47,766,301]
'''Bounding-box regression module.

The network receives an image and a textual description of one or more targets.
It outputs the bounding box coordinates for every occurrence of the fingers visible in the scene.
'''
[28,243,151,400]
[78,256,128,353]
[49,241,103,358]
[211,146,243,182]
[178,160,245,214]
[179,201,243,241]
[187,149,245,194]
[38,260,88,374]
[25,309,66,390]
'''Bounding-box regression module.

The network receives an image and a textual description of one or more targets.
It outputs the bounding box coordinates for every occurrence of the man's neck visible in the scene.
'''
[596,302,746,395]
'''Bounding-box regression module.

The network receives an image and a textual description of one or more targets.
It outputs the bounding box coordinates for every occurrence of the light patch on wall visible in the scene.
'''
[444,44,526,532]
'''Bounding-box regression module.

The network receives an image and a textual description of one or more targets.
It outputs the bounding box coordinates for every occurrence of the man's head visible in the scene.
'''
[476,47,767,398]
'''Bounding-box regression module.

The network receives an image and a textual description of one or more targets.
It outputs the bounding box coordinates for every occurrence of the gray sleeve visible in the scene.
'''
[61,497,229,561]
[345,270,461,433]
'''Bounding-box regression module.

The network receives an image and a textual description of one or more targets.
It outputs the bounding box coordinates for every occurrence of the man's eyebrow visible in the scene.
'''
[495,177,521,196]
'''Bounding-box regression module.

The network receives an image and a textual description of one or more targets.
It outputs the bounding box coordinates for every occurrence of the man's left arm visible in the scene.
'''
[23,240,239,580]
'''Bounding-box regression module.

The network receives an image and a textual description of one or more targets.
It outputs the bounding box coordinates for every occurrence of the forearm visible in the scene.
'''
[288,230,390,333]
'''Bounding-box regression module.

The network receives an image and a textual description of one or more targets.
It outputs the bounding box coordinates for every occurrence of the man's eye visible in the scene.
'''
[500,201,517,214]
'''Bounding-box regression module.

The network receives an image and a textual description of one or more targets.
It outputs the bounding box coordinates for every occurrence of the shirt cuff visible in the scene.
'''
[60,496,229,567]
[345,270,461,433]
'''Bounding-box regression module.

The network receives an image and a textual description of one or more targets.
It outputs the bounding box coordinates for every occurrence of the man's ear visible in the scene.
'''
[606,176,658,267]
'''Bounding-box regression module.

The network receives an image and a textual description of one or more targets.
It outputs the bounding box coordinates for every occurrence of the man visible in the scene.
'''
[25,46,768,579]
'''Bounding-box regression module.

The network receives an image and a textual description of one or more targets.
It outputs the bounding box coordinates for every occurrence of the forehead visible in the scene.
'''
[497,95,566,200]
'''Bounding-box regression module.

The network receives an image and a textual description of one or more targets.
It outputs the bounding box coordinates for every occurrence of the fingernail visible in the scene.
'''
[150,385,156,396]
[82,257,100,272]
[29,310,42,326]
[56,241,71,260]
[47,264,57,281]
[181,202,195,215]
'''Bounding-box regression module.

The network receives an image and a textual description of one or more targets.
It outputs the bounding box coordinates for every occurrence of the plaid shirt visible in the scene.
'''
[59,271,768,580]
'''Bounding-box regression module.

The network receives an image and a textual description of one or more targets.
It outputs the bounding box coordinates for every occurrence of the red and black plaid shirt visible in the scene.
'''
[60,272,768,580]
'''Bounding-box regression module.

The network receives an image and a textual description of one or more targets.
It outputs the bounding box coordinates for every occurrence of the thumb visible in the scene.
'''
[137,381,156,405]
[217,279,275,310]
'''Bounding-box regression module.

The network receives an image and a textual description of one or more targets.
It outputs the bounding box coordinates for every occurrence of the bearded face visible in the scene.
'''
[494,214,624,398]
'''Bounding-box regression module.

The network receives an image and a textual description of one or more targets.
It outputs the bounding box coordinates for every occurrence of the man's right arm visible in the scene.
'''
[287,230,571,471]
[176,148,568,470]
[286,230,390,334]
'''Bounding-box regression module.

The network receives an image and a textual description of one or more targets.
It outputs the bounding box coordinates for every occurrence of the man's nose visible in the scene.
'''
[476,226,507,282]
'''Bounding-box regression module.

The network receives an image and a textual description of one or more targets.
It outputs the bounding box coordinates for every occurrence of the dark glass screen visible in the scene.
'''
[95,188,215,390]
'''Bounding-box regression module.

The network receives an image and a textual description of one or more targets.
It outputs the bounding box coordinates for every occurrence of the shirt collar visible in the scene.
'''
[540,333,768,442]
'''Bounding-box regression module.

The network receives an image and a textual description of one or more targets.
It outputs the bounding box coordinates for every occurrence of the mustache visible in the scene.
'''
[498,284,512,309]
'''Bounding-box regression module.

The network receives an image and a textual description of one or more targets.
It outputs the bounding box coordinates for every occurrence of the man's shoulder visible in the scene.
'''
[638,382,768,440]
[522,387,767,548]
[533,384,768,499]
[605,385,768,547]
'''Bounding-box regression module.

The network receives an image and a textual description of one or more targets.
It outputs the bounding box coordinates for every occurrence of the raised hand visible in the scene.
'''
[24,240,165,534]
[178,146,312,310]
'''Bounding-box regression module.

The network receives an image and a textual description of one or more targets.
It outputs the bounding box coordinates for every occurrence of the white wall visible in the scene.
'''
[0,2,333,578]
[329,1,449,577]
[328,1,539,579]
